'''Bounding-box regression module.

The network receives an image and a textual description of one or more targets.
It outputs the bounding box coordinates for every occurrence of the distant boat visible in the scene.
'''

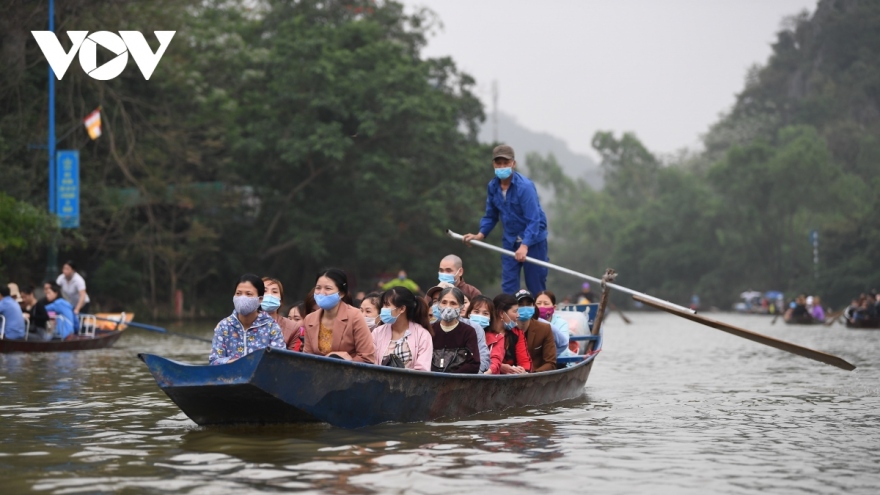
[784,316,820,325]
[0,313,131,353]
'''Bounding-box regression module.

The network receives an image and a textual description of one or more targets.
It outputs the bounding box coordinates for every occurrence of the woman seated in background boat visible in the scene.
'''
[372,287,433,371]
[430,287,481,373]
[513,290,557,372]
[784,295,810,322]
[360,292,382,330]
[20,285,51,341]
[535,290,575,358]
[465,295,504,374]
[43,283,78,340]
[492,293,531,374]
[262,277,298,349]
[303,268,376,363]
[810,296,825,322]
[209,274,285,365]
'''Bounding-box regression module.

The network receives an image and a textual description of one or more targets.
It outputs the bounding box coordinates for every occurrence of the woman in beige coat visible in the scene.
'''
[303,268,375,363]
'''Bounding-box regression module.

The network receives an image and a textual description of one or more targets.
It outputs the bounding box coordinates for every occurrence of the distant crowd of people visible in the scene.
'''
[208,254,599,374]
[845,292,880,325]
[0,261,91,341]
[783,294,827,322]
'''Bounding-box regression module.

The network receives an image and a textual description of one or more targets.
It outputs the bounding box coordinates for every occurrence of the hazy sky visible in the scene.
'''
[402,0,815,160]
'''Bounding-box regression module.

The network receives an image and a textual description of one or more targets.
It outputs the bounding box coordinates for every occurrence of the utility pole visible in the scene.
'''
[492,80,498,143]
[45,0,59,283]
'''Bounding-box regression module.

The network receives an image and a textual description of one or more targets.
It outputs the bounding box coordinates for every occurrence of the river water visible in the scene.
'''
[1,312,878,494]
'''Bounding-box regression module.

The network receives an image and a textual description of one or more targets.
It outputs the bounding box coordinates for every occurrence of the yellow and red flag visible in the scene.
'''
[83,108,101,140]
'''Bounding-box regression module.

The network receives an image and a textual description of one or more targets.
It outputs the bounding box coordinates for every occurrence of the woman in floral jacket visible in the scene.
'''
[209,274,285,365]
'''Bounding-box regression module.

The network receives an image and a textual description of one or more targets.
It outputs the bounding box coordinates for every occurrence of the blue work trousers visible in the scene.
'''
[501,239,549,295]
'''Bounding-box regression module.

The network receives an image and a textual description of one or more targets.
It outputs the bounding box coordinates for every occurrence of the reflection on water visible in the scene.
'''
[1,314,879,494]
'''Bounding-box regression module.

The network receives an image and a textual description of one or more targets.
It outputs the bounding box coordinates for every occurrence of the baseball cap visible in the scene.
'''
[426,282,454,301]
[514,289,534,303]
[493,144,515,160]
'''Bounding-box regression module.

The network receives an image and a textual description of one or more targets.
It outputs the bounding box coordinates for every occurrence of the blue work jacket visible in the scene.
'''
[478,172,548,248]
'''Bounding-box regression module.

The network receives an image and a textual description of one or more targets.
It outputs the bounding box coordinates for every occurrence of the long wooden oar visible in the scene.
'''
[823,309,844,326]
[448,230,695,314]
[611,302,632,324]
[94,316,212,343]
[632,294,855,370]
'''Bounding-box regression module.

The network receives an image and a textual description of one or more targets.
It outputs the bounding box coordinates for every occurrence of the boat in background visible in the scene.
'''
[0,313,131,353]
[94,312,134,331]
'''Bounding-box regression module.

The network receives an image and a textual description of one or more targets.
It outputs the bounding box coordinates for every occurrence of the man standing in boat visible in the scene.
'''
[463,145,549,295]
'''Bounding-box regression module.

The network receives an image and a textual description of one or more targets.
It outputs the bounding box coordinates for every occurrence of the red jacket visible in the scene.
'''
[501,327,532,372]
[484,330,505,374]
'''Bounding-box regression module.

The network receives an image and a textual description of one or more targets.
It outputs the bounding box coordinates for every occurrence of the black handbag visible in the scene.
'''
[431,347,471,373]
[381,353,406,369]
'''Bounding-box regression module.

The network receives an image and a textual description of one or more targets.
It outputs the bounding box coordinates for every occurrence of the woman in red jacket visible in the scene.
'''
[465,295,504,374]
[492,293,531,374]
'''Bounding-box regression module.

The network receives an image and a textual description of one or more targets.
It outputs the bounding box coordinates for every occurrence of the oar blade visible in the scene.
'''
[632,295,856,371]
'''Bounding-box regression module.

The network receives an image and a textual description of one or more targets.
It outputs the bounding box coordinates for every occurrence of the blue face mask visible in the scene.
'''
[469,314,490,328]
[438,272,455,284]
[494,167,513,180]
[432,304,441,321]
[517,306,535,321]
[502,314,516,331]
[315,292,341,311]
[261,294,281,312]
[379,307,399,325]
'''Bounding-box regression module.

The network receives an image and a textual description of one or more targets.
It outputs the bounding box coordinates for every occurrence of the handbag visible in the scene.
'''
[431,347,471,373]
[381,353,406,368]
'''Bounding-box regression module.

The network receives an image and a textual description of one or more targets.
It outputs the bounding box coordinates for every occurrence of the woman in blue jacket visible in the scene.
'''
[44,283,78,339]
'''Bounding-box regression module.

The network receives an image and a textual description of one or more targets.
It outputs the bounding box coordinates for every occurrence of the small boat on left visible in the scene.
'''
[0,312,132,353]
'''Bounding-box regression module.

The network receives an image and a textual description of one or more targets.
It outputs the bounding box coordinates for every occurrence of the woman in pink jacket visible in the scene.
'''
[372,287,433,371]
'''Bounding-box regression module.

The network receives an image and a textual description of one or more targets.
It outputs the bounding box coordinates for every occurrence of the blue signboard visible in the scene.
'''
[56,150,79,228]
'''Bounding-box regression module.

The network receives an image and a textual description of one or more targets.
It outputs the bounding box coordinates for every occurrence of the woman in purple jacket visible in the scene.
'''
[372,287,433,371]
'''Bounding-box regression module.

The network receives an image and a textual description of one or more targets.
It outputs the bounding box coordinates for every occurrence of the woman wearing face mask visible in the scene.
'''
[492,293,531,374]
[513,290,557,372]
[372,287,433,371]
[209,274,285,365]
[465,295,505,374]
[44,283,78,340]
[262,277,297,349]
[535,290,574,357]
[303,268,376,363]
[359,292,382,331]
[430,287,481,374]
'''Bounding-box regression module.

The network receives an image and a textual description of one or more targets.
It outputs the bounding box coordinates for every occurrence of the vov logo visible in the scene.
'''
[32,31,175,81]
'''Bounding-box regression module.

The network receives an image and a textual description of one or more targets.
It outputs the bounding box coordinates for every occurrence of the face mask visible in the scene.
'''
[398,274,406,280]
[261,294,281,312]
[438,272,455,284]
[432,304,441,321]
[366,317,379,330]
[538,307,554,320]
[502,313,516,330]
[379,307,399,325]
[469,314,490,328]
[494,167,513,180]
[439,306,459,322]
[233,295,261,316]
[315,292,341,311]
[517,306,535,320]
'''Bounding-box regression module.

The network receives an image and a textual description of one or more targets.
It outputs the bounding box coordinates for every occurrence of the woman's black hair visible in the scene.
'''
[381,287,431,334]
[437,287,465,306]
[361,292,382,311]
[465,295,496,331]
[288,301,305,317]
[235,273,265,297]
[493,293,517,314]
[45,282,62,299]
[536,290,557,305]
[315,268,353,305]
[63,260,76,271]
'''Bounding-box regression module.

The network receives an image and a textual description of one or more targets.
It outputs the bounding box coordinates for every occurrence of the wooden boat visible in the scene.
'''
[784,317,819,325]
[0,312,131,353]
[845,318,880,329]
[139,342,601,429]
[0,328,125,353]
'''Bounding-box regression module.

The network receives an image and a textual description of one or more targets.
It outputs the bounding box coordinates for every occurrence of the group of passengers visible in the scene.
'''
[784,294,827,322]
[845,292,880,324]
[208,254,589,374]
[0,261,90,341]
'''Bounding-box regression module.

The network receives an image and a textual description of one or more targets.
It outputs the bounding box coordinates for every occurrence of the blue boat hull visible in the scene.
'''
[139,348,597,428]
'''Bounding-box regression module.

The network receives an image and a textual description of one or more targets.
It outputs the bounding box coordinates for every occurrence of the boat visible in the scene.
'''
[0,313,130,353]
[139,343,600,429]
[784,316,820,325]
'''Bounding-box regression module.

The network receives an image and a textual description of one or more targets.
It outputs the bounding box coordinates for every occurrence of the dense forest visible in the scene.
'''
[527,0,880,308]
[1,0,878,316]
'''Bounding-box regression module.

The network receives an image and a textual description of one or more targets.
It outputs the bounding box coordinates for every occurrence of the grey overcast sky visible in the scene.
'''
[402,0,815,160]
